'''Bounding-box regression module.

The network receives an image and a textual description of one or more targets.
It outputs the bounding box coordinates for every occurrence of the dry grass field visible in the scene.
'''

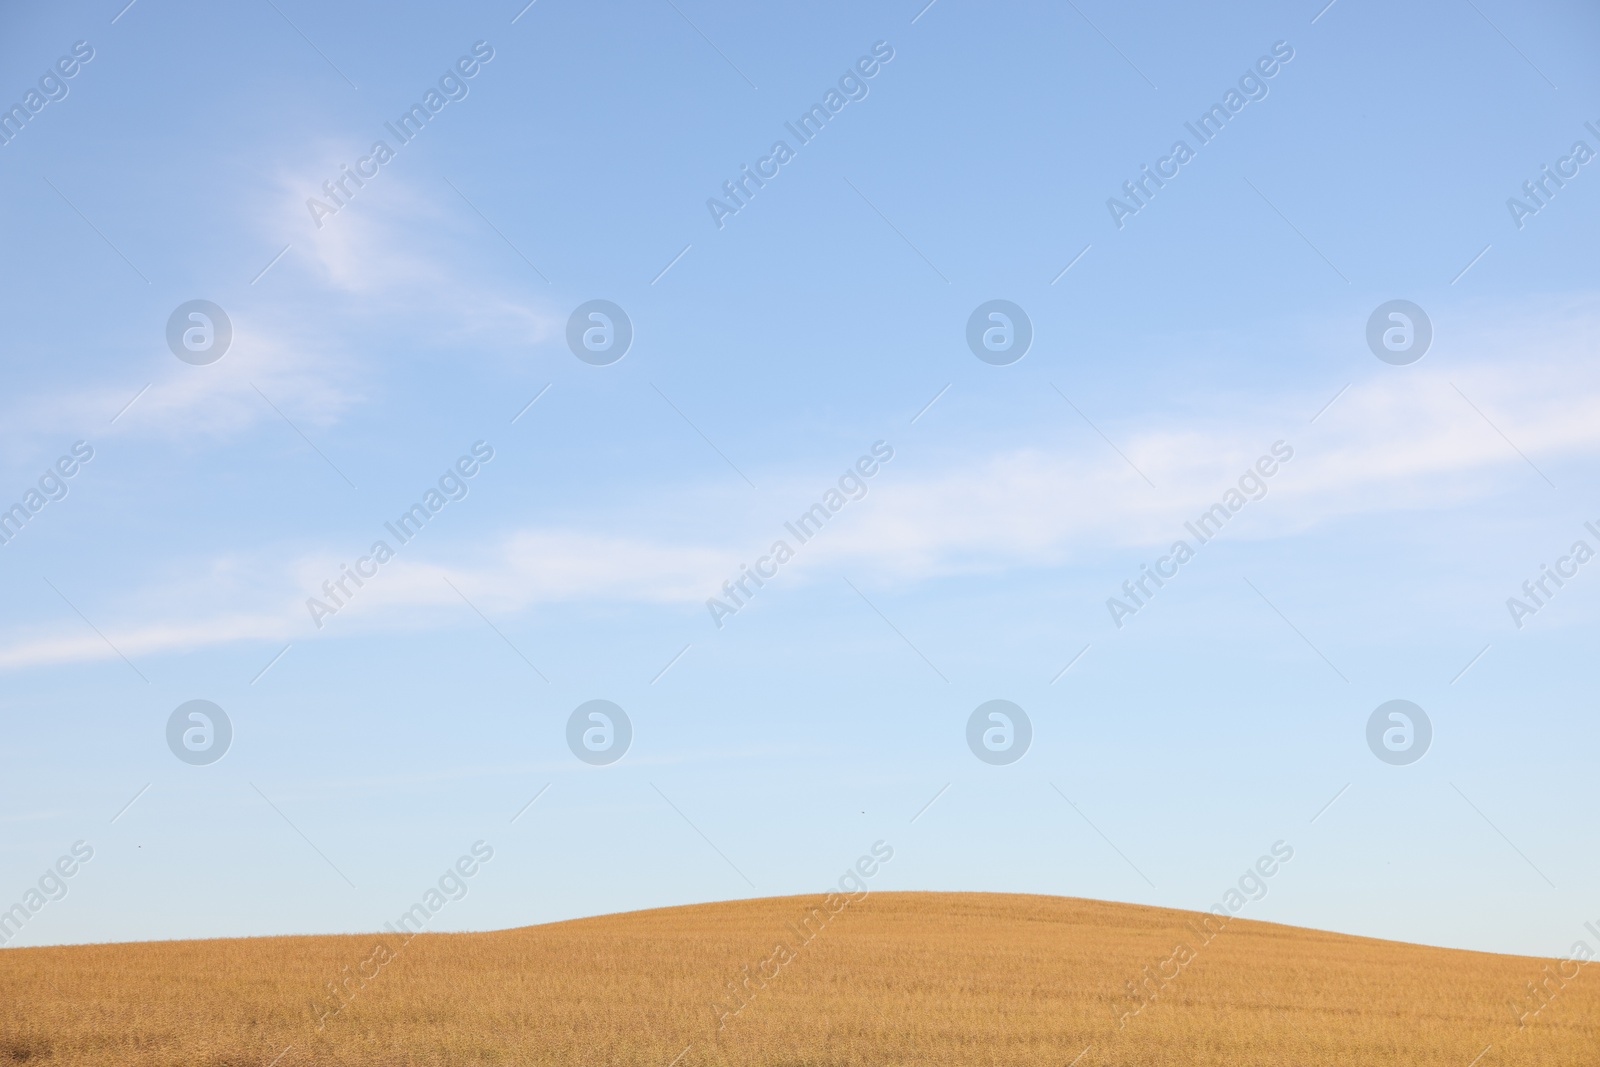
[1,891,1595,1066]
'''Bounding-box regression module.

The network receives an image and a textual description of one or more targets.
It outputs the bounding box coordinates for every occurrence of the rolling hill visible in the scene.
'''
[1,891,1594,1065]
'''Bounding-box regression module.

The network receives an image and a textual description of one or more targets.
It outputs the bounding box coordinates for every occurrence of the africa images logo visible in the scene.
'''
[1365,700,1431,766]
[166,700,232,766]
[566,700,632,766]
[966,700,1031,765]
[165,300,232,365]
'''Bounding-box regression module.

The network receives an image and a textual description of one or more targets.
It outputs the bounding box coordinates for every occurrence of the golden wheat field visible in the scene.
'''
[1,891,1595,1066]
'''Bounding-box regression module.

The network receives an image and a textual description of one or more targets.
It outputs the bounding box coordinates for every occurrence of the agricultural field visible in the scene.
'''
[2,891,1595,1066]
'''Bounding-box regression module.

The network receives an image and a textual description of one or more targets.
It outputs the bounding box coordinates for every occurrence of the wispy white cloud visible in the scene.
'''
[272,159,563,354]
[0,168,561,467]
[3,297,1597,671]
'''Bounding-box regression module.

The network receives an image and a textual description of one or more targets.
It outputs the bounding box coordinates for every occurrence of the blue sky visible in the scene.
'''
[1,0,1598,960]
